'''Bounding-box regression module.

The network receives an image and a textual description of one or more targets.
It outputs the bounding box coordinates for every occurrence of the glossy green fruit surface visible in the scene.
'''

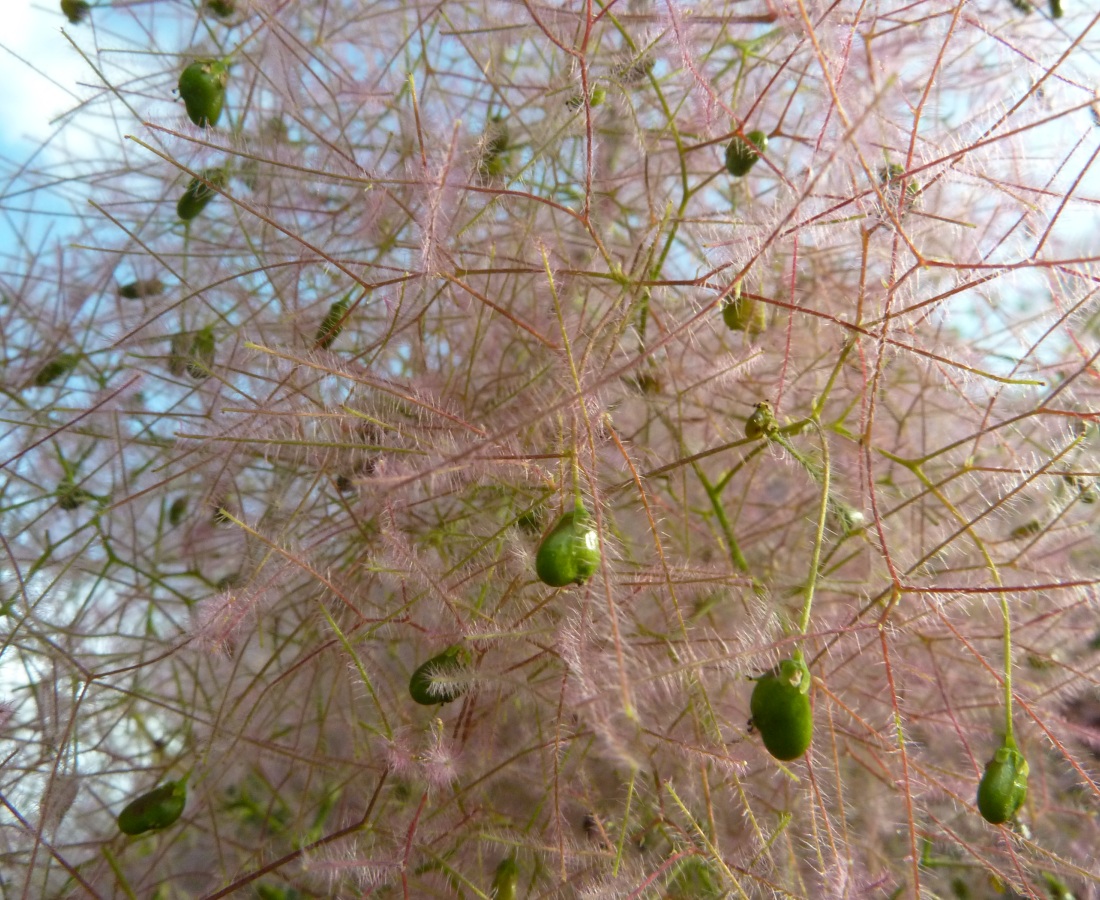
[750,655,813,761]
[535,501,600,587]
[491,857,519,900]
[976,743,1028,824]
[725,130,767,177]
[409,645,470,705]
[177,170,224,221]
[117,779,187,835]
[205,0,235,16]
[178,60,228,127]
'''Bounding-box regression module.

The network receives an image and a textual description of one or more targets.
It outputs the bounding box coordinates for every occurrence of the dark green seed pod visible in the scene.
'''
[168,496,188,526]
[535,499,601,587]
[60,0,90,24]
[167,333,189,377]
[750,655,813,761]
[721,294,766,334]
[186,326,216,380]
[477,116,510,181]
[56,480,95,511]
[490,857,519,900]
[177,169,225,221]
[315,294,352,349]
[117,779,187,835]
[666,856,723,900]
[205,0,235,17]
[118,278,165,300]
[744,400,777,440]
[1049,0,1062,17]
[178,60,228,128]
[725,130,767,177]
[409,644,471,705]
[33,353,81,387]
[976,742,1028,824]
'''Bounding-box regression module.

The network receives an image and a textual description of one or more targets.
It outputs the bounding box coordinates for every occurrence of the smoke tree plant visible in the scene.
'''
[1,0,1099,897]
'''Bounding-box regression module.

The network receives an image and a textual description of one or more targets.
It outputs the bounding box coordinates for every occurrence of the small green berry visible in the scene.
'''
[745,401,777,440]
[535,499,601,587]
[977,742,1028,824]
[315,294,352,349]
[177,170,225,221]
[750,655,813,761]
[33,353,81,387]
[60,0,90,24]
[118,278,165,300]
[178,60,228,128]
[117,779,187,835]
[725,130,767,177]
[409,645,471,705]
[490,857,519,900]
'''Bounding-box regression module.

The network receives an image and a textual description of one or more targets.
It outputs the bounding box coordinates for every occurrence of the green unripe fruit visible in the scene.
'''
[117,779,187,835]
[168,496,188,526]
[666,857,723,899]
[491,857,519,900]
[177,170,225,221]
[118,278,165,300]
[186,326,216,379]
[535,500,600,587]
[316,294,351,349]
[33,353,81,387]
[750,655,813,761]
[178,60,228,127]
[205,0,235,17]
[409,645,471,705]
[725,130,767,177]
[721,294,766,334]
[976,743,1028,824]
[744,400,777,440]
[60,0,90,24]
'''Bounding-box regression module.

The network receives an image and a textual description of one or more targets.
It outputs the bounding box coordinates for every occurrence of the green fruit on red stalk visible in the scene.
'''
[315,294,351,349]
[725,130,767,177]
[491,856,519,900]
[409,645,471,705]
[117,779,187,835]
[535,499,600,587]
[178,60,228,127]
[750,655,813,761]
[177,170,225,221]
[60,0,90,24]
[977,742,1028,824]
